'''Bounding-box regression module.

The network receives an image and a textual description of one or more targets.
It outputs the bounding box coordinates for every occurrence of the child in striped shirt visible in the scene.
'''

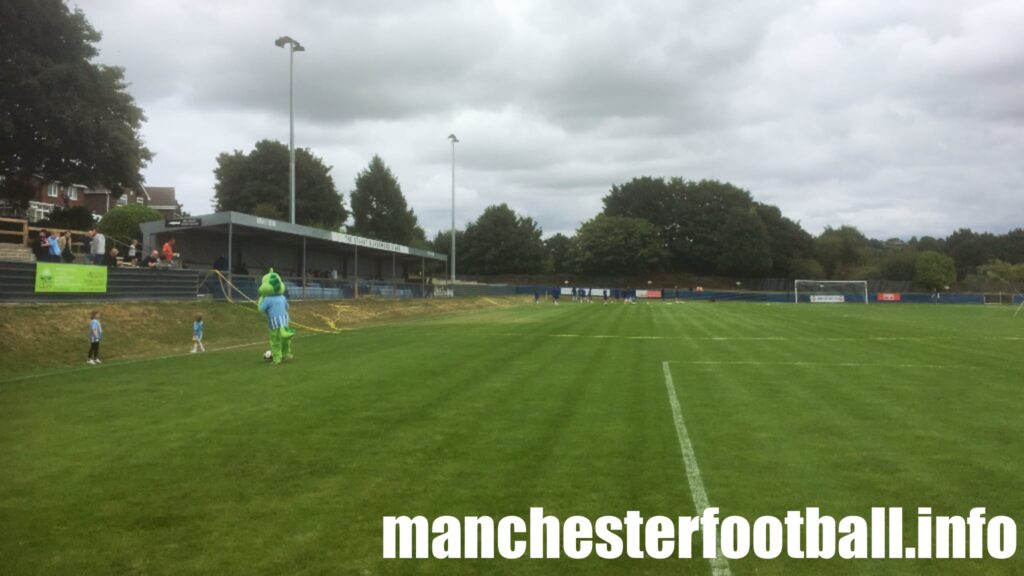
[191,313,206,353]
[87,311,102,364]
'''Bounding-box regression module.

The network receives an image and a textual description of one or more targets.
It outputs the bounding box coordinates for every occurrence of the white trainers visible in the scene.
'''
[94,359,102,364]
[190,349,197,353]
[87,359,96,365]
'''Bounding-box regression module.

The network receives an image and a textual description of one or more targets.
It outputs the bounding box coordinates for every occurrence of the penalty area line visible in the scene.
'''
[661,361,732,576]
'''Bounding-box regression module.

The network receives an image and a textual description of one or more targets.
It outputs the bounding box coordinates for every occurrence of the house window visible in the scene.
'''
[48,183,59,198]
[136,197,144,204]
[117,196,128,206]
[68,188,78,201]
[28,201,56,223]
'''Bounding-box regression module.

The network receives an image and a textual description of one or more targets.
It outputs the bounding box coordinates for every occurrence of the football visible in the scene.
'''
[263,350,273,361]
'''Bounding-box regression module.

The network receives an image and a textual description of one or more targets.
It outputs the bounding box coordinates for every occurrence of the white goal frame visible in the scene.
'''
[794,279,869,304]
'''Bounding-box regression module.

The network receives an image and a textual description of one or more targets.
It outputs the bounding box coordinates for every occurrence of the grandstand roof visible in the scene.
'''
[140,211,446,262]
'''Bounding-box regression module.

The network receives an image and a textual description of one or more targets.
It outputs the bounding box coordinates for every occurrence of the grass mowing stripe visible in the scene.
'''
[661,361,731,576]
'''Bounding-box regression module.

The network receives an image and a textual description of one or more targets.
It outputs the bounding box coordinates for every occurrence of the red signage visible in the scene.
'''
[877,292,901,302]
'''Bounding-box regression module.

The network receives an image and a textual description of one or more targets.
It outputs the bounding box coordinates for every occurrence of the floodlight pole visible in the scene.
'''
[448,134,459,285]
[276,36,305,224]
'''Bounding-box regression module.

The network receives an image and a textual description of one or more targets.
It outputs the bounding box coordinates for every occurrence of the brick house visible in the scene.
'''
[144,186,183,219]
[0,175,178,222]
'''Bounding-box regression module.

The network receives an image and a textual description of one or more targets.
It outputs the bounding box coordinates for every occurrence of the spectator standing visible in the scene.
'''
[161,238,176,265]
[127,240,140,266]
[87,311,103,364]
[47,230,62,262]
[89,228,106,265]
[59,231,75,263]
[35,230,50,261]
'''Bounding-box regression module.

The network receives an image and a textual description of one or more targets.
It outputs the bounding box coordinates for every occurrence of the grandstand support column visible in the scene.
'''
[302,237,307,290]
[392,252,397,300]
[354,246,359,299]
[421,257,425,299]
[227,223,233,281]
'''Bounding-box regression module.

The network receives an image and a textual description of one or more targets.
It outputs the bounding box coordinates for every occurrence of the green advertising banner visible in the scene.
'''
[35,263,108,293]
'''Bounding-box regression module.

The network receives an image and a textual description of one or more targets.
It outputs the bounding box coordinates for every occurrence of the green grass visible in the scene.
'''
[1,301,1022,574]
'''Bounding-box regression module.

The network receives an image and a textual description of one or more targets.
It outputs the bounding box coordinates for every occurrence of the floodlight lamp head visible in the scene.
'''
[448,134,459,143]
[275,36,303,52]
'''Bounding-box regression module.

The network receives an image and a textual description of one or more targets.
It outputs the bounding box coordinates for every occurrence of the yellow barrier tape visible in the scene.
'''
[212,271,337,334]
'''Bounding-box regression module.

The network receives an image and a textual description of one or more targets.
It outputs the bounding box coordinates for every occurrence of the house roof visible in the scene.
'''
[145,186,178,208]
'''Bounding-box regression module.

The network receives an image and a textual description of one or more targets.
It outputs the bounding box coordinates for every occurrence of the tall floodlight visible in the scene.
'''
[448,134,459,284]
[275,36,305,224]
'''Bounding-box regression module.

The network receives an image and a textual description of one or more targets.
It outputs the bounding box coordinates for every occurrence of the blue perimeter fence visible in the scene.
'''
[510,286,1001,305]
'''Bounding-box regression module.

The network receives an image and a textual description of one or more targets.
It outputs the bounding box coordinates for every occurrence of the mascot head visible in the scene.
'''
[258,268,286,297]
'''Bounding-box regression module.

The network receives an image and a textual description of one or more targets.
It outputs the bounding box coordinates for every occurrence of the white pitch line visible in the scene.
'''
[661,361,731,576]
[676,360,954,369]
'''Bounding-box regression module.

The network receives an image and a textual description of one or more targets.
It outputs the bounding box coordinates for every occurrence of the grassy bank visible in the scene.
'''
[0,296,525,379]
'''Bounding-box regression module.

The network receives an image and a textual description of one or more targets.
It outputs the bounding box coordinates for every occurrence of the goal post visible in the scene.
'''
[794,279,869,304]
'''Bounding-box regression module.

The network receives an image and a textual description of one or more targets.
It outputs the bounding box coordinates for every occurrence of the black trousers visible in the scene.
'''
[88,341,100,359]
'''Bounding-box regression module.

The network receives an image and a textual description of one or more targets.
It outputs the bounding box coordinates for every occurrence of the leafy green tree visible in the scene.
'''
[37,206,95,231]
[1,0,152,204]
[349,155,426,245]
[461,204,545,275]
[914,251,956,291]
[996,228,1024,264]
[601,176,676,252]
[814,225,869,278]
[573,215,666,276]
[880,249,918,281]
[715,208,773,277]
[213,140,346,230]
[944,228,996,280]
[97,204,162,245]
[978,259,1024,285]
[753,203,813,277]
[602,177,764,274]
[544,233,573,274]
[788,257,827,280]
[431,229,464,257]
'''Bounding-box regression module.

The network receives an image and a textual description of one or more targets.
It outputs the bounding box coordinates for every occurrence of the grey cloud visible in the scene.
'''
[71,0,1024,241]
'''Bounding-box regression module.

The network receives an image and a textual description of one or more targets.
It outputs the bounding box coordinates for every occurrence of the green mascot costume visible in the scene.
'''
[257,268,295,364]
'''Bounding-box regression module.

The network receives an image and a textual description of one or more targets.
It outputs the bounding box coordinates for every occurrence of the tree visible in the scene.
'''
[544,233,573,274]
[460,204,546,275]
[96,204,162,245]
[715,208,773,277]
[664,179,754,273]
[754,203,813,277]
[573,215,666,276]
[814,226,869,278]
[1,0,152,204]
[914,251,956,291]
[213,140,346,230]
[432,227,464,259]
[37,205,95,231]
[349,155,426,245]
[944,228,996,280]
[880,249,918,281]
[601,177,761,274]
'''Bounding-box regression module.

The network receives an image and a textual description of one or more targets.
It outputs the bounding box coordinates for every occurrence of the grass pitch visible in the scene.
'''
[2,300,1022,574]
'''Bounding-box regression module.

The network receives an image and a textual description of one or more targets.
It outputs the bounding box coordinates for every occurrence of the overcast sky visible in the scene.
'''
[72,0,1024,240]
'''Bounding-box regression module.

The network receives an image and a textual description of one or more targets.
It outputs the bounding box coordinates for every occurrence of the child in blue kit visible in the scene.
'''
[87,311,102,364]
[191,313,206,353]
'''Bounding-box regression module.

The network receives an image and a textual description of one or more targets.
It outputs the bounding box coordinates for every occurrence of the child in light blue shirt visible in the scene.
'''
[191,313,206,353]
[87,311,102,364]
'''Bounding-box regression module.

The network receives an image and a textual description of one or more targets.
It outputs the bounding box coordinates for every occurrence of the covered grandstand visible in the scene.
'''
[140,212,448,300]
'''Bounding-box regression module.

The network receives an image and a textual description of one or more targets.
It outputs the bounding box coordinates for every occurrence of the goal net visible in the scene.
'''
[794,280,869,304]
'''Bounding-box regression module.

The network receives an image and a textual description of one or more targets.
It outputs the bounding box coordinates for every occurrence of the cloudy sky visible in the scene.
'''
[72,0,1023,240]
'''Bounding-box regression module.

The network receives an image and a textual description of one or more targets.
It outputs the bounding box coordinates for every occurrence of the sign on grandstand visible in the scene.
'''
[34,263,107,293]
